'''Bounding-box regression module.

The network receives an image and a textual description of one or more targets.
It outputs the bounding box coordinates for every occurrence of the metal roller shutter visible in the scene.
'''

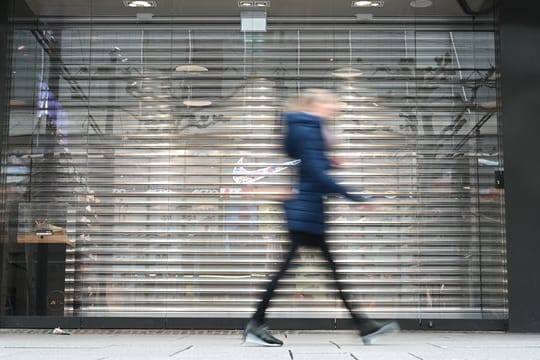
[7,18,506,320]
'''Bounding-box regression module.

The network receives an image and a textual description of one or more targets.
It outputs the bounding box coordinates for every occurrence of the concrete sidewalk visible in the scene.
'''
[1,329,540,360]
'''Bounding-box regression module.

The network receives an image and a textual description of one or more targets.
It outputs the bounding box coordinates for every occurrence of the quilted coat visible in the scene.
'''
[283,111,365,236]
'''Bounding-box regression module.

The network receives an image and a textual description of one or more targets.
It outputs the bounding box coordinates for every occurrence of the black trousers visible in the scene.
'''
[252,230,370,330]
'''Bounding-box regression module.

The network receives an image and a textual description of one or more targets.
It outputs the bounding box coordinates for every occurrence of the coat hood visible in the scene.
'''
[284,112,321,158]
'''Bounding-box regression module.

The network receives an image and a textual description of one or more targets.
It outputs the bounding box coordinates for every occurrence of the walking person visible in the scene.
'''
[243,89,399,346]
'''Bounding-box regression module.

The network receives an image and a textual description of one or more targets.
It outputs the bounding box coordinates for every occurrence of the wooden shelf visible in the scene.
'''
[18,231,75,247]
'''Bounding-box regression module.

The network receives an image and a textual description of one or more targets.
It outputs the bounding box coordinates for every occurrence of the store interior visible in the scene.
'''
[0,0,506,323]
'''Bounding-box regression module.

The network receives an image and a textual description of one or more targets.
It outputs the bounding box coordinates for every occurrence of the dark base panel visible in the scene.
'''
[0,316,507,331]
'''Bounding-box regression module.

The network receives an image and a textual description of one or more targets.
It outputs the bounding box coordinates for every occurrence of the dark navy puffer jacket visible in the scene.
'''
[283,112,365,236]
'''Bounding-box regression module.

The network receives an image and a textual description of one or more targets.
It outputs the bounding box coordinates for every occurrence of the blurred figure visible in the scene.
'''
[243,89,399,346]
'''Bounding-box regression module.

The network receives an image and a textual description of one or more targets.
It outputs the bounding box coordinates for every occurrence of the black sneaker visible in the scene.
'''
[361,321,400,345]
[243,320,283,347]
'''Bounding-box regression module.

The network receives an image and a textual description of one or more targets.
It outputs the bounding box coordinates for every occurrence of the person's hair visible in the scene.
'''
[284,89,338,112]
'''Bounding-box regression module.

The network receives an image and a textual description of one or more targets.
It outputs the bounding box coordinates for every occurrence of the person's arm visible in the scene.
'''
[299,133,368,202]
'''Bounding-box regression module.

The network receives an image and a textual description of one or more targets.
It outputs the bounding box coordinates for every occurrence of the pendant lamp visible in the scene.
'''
[176,29,208,73]
[333,30,362,79]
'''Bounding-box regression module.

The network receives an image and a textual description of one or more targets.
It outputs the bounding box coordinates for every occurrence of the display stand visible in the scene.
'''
[16,202,74,246]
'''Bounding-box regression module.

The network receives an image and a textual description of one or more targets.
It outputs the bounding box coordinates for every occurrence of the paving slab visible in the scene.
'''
[1,329,540,360]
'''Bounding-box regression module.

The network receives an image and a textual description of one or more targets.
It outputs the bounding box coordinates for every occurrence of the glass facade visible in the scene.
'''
[0,16,506,321]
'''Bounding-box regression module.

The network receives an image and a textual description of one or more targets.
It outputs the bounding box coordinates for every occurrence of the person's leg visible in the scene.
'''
[317,240,371,330]
[244,239,299,346]
[251,240,299,324]
[318,239,400,343]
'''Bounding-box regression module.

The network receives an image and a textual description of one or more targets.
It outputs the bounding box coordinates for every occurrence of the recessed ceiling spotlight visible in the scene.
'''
[353,1,372,6]
[352,0,383,7]
[123,0,156,8]
[410,0,432,8]
[239,1,269,7]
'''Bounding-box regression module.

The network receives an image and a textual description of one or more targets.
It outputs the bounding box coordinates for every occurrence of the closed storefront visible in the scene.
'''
[0,0,507,327]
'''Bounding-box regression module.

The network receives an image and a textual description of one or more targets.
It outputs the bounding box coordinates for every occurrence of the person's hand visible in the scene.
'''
[357,202,390,211]
[329,156,344,168]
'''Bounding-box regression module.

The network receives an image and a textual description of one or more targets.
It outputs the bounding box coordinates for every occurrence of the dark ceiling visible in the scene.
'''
[23,0,492,18]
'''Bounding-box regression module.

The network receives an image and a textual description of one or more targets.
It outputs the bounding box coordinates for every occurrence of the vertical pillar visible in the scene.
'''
[499,3,540,331]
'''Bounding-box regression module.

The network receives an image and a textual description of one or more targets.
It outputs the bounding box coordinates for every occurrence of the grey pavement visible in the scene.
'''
[1,329,540,360]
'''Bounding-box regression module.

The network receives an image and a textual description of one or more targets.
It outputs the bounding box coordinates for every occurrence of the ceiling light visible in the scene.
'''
[352,0,383,7]
[175,65,208,72]
[123,0,156,8]
[183,99,212,107]
[410,0,432,8]
[175,30,209,73]
[333,67,363,79]
[239,0,269,7]
[333,30,362,79]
